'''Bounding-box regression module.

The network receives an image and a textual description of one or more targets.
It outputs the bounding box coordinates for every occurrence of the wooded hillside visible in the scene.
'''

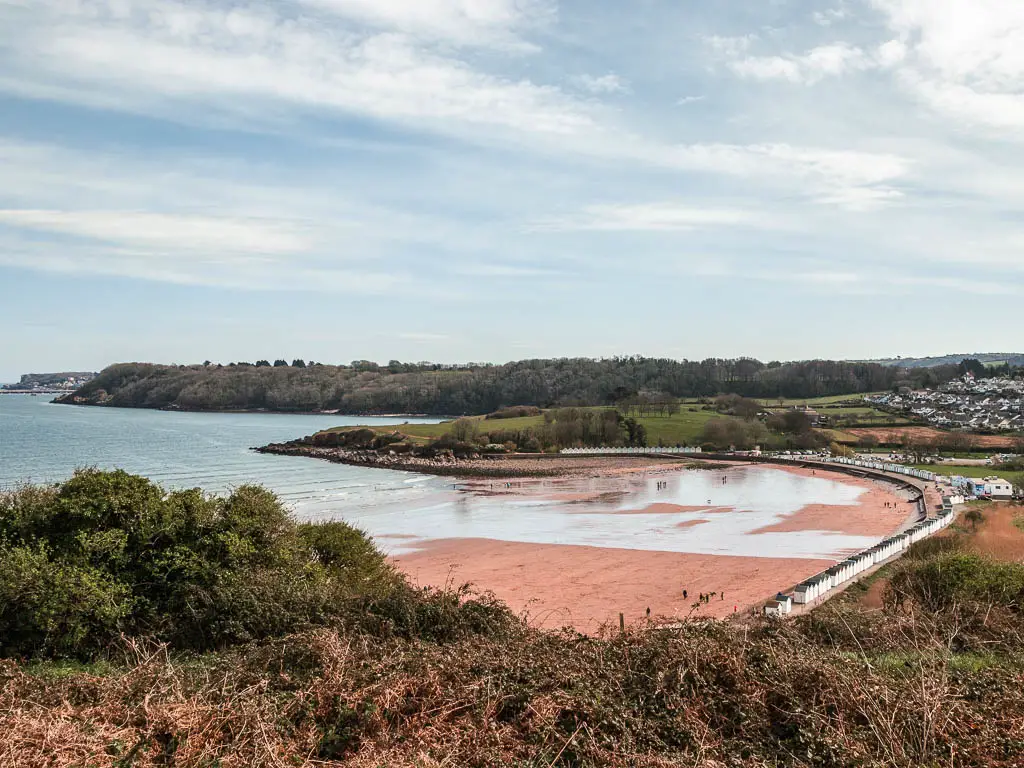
[57,357,957,414]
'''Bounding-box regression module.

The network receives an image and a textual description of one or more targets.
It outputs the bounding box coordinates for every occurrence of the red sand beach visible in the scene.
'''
[396,539,834,632]
[390,463,912,632]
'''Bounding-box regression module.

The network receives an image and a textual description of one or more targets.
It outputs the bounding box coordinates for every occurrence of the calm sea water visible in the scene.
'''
[0,395,882,559]
[0,394,449,513]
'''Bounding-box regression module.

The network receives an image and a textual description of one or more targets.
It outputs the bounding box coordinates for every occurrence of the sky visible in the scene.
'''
[2,0,1023,381]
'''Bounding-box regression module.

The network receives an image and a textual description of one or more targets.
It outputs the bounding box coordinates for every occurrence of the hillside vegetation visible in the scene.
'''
[56,358,955,415]
[3,474,1024,766]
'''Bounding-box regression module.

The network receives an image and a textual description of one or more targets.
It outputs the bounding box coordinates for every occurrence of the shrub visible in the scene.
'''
[888,553,1024,612]
[486,405,542,420]
[0,470,501,659]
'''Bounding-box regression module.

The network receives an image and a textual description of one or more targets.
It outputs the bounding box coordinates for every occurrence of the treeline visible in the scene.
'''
[310,408,649,457]
[58,357,957,415]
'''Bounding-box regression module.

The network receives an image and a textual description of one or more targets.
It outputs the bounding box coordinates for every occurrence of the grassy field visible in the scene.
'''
[320,395,913,450]
[326,407,734,447]
[912,463,1024,488]
[755,393,881,407]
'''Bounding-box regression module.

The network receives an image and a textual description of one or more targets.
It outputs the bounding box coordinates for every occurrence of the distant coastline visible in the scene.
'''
[51,396,446,420]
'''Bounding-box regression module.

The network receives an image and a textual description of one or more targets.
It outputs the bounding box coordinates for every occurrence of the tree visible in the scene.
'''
[958,358,988,379]
[830,441,855,458]
[964,507,985,532]
[859,434,879,451]
[255,360,271,367]
[622,417,647,447]
[450,418,480,443]
[273,360,288,367]
[292,359,307,368]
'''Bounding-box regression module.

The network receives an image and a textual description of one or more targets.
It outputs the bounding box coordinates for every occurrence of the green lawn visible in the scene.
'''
[632,409,726,445]
[755,393,883,407]
[911,463,1024,488]
[324,407,735,447]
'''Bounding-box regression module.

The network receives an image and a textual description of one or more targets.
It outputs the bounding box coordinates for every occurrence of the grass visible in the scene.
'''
[326,408,733,447]
[754,393,882,407]
[911,463,1024,488]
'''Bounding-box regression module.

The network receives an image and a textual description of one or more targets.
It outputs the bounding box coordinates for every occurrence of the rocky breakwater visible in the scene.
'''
[255,427,550,478]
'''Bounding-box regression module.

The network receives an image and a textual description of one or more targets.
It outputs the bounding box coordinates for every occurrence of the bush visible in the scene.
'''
[0,470,499,659]
[888,553,1024,612]
[486,405,541,420]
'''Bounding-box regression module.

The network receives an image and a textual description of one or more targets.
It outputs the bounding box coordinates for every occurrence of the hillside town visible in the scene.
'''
[0,371,97,393]
[866,374,1024,433]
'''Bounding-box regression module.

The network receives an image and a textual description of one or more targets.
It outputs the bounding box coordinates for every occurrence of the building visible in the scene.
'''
[968,477,1015,500]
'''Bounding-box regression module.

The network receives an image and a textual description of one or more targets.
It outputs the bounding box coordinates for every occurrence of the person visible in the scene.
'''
[683,589,688,599]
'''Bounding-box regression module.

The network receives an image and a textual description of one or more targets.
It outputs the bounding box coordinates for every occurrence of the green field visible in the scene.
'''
[755,393,881,407]
[912,463,1024,489]
[327,406,734,447]
[321,395,908,450]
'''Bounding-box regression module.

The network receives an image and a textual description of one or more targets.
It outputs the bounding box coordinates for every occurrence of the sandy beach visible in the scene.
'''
[396,539,835,632]
[390,462,912,632]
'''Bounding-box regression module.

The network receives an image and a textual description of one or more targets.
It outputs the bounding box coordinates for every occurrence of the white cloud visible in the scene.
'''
[536,203,768,232]
[813,8,849,27]
[658,144,910,209]
[301,0,553,49]
[873,0,1024,130]
[572,73,629,95]
[0,210,311,254]
[0,0,596,141]
[676,95,705,106]
[728,43,873,84]
[705,34,757,57]
[454,263,559,277]
[876,39,907,68]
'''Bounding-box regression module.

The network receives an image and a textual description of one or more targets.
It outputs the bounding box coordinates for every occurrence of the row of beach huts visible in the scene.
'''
[561,446,703,455]
[766,500,959,616]
[775,453,939,483]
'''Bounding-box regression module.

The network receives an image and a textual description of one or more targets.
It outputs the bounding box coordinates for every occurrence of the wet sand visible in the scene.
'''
[389,464,911,632]
[749,476,910,536]
[396,539,834,632]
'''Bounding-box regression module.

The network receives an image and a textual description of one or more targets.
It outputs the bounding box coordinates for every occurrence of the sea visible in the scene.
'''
[0,394,884,559]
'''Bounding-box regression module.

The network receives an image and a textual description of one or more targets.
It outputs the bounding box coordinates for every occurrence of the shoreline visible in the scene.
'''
[383,463,912,632]
[46,398,446,419]
[256,442,708,478]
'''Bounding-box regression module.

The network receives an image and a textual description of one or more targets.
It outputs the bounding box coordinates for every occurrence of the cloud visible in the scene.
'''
[571,73,629,95]
[0,0,596,141]
[535,203,770,232]
[300,0,554,49]
[813,8,849,27]
[676,95,705,106]
[0,210,312,254]
[872,0,1024,130]
[727,43,875,84]
[704,35,757,57]
[454,263,560,277]
[655,144,910,209]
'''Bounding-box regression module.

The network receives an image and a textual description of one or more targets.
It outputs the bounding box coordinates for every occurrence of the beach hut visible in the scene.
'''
[793,582,812,605]
[775,593,793,615]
